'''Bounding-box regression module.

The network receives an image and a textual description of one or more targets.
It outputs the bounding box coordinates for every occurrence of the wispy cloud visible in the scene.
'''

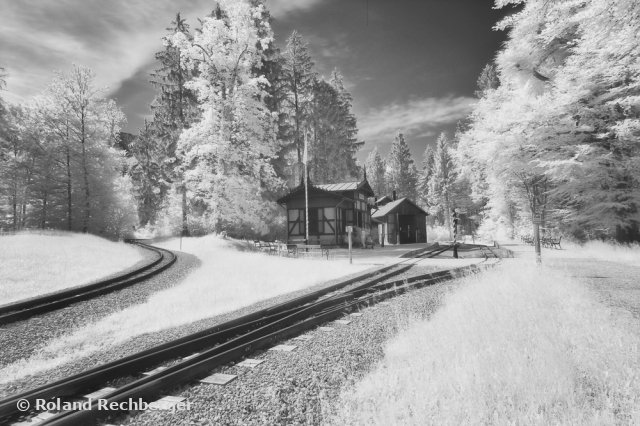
[267,0,324,16]
[0,0,322,105]
[358,96,477,146]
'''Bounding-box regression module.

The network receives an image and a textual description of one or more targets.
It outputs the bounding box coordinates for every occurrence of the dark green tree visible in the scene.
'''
[136,13,199,232]
[417,144,435,209]
[282,31,316,182]
[365,146,386,197]
[386,132,418,200]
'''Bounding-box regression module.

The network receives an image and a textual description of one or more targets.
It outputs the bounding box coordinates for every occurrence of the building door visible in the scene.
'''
[398,215,416,244]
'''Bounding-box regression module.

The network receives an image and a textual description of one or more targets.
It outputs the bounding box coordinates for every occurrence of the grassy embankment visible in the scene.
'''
[0,231,143,305]
[331,256,640,424]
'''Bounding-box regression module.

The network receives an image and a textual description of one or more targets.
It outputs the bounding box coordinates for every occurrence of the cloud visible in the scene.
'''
[0,0,323,106]
[358,96,477,146]
[267,0,324,16]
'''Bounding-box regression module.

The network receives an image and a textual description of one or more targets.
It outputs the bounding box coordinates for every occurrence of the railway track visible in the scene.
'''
[0,241,176,326]
[1,243,497,425]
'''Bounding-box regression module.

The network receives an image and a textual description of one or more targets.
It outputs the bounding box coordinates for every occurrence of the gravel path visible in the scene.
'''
[0,248,199,375]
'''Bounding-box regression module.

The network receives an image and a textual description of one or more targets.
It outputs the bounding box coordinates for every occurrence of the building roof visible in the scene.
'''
[277,178,374,205]
[371,197,428,219]
[315,182,359,192]
[276,184,347,204]
[375,195,392,206]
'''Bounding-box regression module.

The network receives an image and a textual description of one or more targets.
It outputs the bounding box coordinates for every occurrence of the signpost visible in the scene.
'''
[346,226,353,264]
[533,212,542,265]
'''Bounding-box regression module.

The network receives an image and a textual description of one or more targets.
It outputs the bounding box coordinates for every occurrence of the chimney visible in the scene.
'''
[392,190,397,201]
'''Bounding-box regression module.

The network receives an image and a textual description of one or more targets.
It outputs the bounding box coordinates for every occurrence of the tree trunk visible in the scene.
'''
[41,190,48,229]
[12,183,18,231]
[80,112,91,233]
[181,184,189,237]
[66,147,73,230]
[21,158,35,229]
[444,192,452,240]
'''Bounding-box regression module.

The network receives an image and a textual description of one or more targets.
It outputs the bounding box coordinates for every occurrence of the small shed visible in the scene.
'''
[371,197,428,245]
[277,178,375,246]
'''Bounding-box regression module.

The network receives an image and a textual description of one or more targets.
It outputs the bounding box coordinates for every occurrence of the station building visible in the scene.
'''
[277,178,429,247]
[370,193,428,245]
[276,178,374,246]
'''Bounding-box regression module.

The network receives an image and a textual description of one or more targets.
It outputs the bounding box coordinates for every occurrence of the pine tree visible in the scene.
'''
[282,30,315,182]
[365,147,386,197]
[417,144,434,209]
[386,132,418,200]
[142,12,199,234]
[329,69,362,178]
[429,133,456,231]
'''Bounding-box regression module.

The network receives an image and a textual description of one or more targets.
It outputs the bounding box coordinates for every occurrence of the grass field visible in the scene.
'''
[0,231,143,305]
[563,240,640,265]
[330,261,640,425]
[0,234,370,385]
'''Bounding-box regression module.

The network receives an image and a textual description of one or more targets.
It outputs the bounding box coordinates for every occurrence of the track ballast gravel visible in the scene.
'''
[113,265,467,426]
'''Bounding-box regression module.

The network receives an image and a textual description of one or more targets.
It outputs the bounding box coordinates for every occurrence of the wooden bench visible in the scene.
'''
[285,243,299,257]
[549,236,562,249]
[364,236,375,249]
[296,244,331,259]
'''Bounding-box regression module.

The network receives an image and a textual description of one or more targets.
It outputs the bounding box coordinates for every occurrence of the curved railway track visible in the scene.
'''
[0,243,499,425]
[0,241,176,326]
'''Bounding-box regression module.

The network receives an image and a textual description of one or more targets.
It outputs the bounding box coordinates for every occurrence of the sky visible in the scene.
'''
[0,0,511,163]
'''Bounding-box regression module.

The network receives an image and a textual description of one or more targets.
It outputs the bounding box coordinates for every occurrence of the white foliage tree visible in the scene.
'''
[169,1,283,235]
[458,0,640,241]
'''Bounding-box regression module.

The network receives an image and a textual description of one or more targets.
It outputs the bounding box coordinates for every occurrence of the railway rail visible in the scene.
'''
[0,241,176,326]
[1,243,499,425]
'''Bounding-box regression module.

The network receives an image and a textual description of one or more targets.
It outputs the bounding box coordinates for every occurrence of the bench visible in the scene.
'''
[548,236,562,249]
[296,244,331,259]
[364,236,375,249]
